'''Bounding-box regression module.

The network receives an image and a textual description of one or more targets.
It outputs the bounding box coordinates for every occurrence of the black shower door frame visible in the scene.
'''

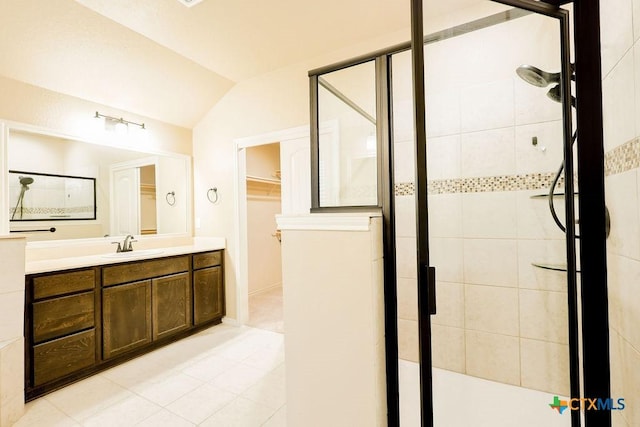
[410,1,580,426]
[310,0,610,425]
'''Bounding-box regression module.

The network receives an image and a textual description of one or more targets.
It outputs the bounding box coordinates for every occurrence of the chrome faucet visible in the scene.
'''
[123,234,136,252]
[111,234,136,253]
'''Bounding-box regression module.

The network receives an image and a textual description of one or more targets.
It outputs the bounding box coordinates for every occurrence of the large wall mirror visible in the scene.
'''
[3,127,191,241]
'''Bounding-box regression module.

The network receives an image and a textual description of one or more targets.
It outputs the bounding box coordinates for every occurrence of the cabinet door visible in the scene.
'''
[193,266,224,325]
[103,280,152,359]
[152,272,191,340]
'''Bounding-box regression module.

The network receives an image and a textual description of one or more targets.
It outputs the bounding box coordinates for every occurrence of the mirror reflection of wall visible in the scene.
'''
[6,129,189,241]
[139,165,157,235]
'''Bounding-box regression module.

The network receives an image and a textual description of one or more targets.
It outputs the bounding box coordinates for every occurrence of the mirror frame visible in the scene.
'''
[0,119,193,243]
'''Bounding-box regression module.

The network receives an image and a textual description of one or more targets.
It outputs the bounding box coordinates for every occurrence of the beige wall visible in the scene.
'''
[246,143,280,180]
[0,75,192,156]
[192,28,411,320]
[601,1,640,426]
[190,0,521,322]
[278,215,385,427]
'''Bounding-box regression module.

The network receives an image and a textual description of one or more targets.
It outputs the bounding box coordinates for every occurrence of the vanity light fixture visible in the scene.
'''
[94,111,146,132]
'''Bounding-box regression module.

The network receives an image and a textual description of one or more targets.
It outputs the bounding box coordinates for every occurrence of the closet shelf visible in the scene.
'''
[140,183,156,195]
[246,175,281,185]
[246,174,281,198]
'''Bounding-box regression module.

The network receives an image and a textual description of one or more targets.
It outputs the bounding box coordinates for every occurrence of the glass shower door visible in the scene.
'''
[391,2,577,426]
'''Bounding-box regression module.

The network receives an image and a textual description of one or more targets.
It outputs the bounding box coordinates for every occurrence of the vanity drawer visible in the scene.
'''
[33,329,96,386]
[193,251,222,270]
[102,256,189,287]
[33,292,95,343]
[33,269,95,300]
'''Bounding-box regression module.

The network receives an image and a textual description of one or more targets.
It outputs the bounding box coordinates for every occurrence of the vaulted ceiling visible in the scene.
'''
[0,0,485,128]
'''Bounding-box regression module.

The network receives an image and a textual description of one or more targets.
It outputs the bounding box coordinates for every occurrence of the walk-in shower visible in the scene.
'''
[309,1,612,425]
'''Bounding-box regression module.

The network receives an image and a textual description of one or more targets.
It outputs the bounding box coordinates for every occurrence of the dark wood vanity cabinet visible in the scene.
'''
[193,251,225,325]
[25,250,224,400]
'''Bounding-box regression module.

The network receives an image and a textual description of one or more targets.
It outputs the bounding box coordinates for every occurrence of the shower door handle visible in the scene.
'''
[428,266,436,315]
[420,264,437,315]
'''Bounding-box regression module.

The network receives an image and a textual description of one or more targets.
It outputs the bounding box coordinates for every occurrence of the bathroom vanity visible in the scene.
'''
[23,248,224,401]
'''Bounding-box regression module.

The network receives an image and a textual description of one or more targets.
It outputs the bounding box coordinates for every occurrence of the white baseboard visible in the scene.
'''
[221,317,241,327]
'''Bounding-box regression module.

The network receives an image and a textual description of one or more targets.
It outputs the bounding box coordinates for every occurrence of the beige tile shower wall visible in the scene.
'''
[602,0,640,426]
[393,12,570,396]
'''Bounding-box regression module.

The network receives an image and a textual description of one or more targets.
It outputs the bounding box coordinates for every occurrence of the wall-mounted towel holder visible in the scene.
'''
[207,187,219,204]
[166,191,176,206]
[10,227,56,233]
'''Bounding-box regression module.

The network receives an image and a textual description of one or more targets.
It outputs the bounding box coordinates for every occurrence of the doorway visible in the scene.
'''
[234,125,311,329]
[245,143,284,333]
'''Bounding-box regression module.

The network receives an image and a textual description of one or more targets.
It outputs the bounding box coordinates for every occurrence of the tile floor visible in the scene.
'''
[15,292,573,427]
[15,325,286,427]
[246,286,284,334]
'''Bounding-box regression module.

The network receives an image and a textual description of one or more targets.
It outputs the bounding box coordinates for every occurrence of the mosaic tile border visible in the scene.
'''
[9,206,94,218]
[395,172,565,196]
[395,182,415,196]
[604,137,640,176]
[394,136,640,196]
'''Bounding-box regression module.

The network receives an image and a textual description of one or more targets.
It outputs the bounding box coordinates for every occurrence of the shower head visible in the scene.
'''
[516,64,560,87]
[19,176,34,186]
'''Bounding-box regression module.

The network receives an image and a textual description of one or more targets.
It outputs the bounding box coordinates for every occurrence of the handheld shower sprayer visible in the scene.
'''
[516,64,576,106]
[11,175,35,220]
[514,63,610,238]
[20,176,34,187]
[515,64,561,87]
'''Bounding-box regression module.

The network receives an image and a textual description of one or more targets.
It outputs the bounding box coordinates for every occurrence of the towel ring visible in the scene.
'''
[207,187,219,204]
[166,191,176,206]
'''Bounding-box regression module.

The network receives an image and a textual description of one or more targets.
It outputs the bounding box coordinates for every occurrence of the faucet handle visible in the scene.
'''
[127,239,137,251]
[111,242,123,253]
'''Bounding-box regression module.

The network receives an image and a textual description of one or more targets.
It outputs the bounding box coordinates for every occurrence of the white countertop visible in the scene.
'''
[26,239,225,275]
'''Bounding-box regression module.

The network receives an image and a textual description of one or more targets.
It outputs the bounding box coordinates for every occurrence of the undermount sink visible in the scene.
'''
[102,249,165,258]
